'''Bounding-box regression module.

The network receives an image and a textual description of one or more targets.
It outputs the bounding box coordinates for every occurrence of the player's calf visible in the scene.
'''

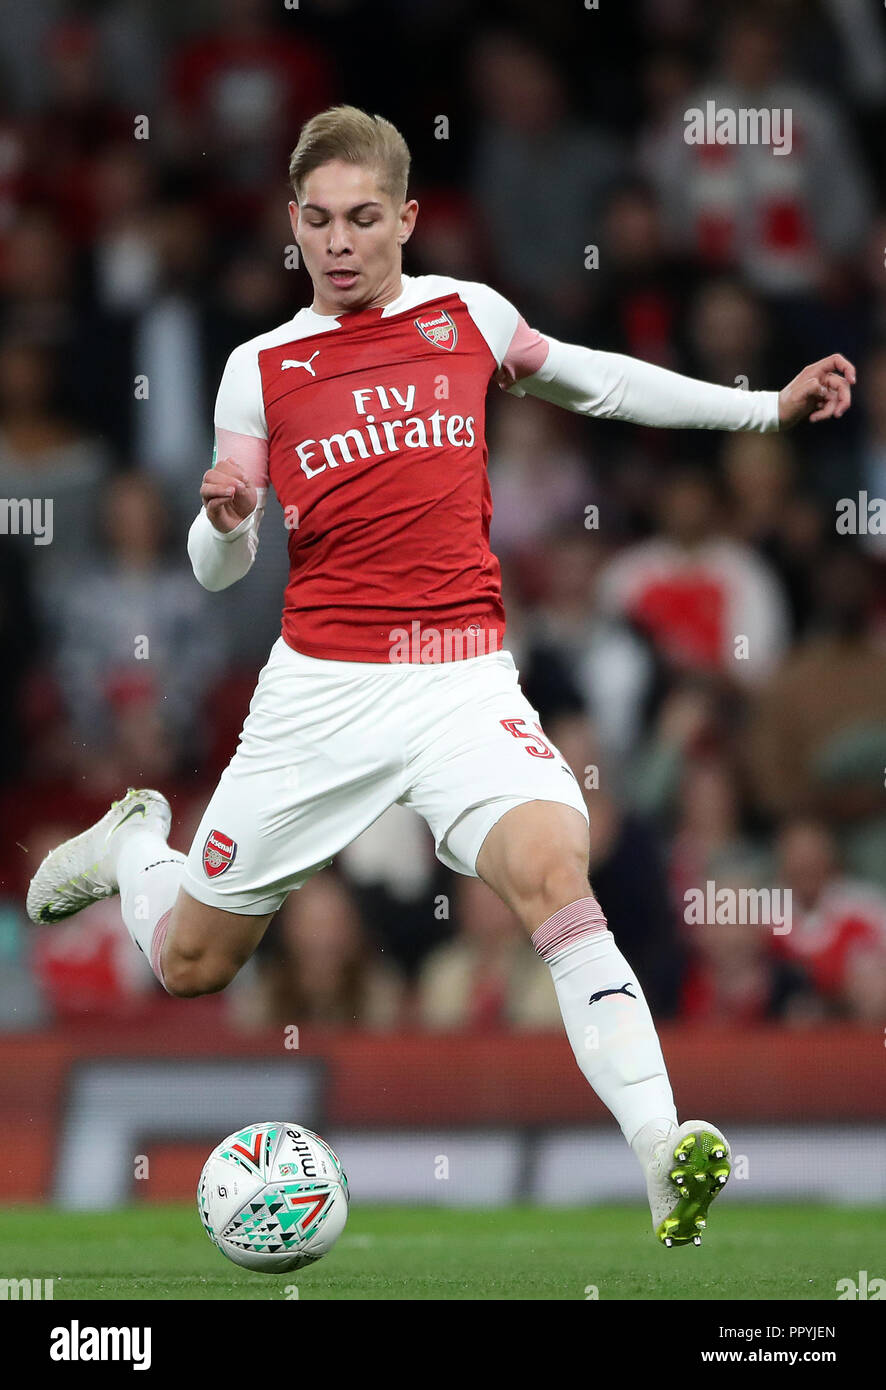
[160,947,238,998]
[159,892,275,998]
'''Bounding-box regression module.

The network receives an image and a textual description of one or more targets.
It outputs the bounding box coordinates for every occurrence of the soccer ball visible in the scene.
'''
[198,1122,349,1273]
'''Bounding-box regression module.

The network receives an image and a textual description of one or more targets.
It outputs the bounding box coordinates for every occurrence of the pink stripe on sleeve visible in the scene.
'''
[498,315,551,387]
[215,428,270,489]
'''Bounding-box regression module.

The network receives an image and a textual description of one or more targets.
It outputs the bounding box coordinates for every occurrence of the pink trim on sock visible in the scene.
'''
[531,895,607,962]
[150,909,173,989]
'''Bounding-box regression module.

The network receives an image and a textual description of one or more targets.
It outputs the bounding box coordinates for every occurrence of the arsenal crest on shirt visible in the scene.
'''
[203,829,237,878]
[414,308,458,351]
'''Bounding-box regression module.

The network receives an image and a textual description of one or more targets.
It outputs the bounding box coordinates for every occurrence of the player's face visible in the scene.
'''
[290,160,417,316]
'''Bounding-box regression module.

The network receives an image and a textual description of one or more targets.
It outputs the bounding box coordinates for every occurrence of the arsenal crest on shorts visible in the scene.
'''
[203,829,237,878]
[414,308,457,351]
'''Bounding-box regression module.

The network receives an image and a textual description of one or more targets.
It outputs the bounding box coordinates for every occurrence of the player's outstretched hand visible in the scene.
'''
[200,456,257,533]
[778,354,856,428]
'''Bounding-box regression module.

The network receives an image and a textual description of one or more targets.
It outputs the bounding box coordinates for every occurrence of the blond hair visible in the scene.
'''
[289,105,411,205]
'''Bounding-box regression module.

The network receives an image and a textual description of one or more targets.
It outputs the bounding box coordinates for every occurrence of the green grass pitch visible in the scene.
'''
[1,1204,883,1300]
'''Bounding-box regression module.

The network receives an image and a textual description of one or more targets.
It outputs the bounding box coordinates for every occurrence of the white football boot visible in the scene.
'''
[646,1119,731,1248]
[26,788,172,924]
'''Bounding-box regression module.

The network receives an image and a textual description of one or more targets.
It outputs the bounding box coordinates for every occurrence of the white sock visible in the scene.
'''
[533,897,677,1161]
[112,827,184,988]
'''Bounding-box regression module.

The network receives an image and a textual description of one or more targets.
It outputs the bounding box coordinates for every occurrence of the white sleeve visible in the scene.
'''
[187,491,267,593]
[213,338,268,438]
[509,335,780,433]
[189,340,271,591]
[455,280,521,367]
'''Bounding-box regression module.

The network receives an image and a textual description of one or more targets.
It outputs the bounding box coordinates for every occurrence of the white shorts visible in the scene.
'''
[181,637,588,915]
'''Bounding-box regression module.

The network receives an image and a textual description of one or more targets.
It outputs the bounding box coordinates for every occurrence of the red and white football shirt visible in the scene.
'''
[212,274,547,662]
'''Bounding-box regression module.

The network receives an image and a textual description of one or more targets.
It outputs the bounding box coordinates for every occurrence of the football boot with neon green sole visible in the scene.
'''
[646,1120,731,1247]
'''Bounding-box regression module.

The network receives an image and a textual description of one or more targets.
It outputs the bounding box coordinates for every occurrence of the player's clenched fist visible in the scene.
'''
[200,456,257,533]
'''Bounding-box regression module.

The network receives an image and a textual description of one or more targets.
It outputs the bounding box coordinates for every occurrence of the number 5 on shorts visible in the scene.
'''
[500,717,555,759]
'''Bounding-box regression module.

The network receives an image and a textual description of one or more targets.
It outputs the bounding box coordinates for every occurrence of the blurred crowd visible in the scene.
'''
[2,0,886,1032]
